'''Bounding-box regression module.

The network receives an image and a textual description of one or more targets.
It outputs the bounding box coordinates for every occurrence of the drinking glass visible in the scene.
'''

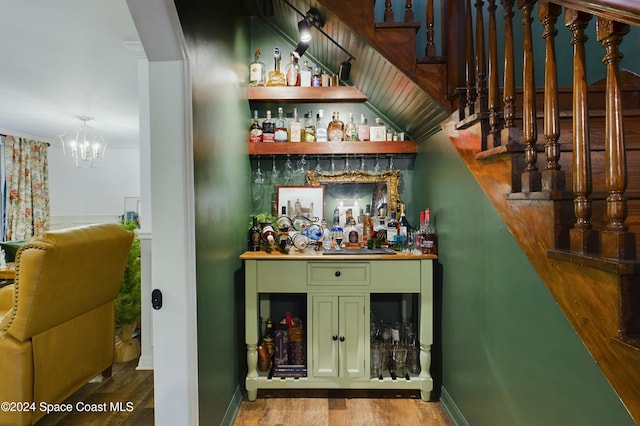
[371,341,383,378]
[283,154,294,183]
[270,155,279,185]
[393,346,408,378]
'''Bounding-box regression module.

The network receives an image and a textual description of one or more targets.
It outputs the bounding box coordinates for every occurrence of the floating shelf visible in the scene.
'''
[248,86,368,102]
[248,141,417,156]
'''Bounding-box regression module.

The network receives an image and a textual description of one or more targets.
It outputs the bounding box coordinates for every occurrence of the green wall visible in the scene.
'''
[413,131,634,425]
[174,2,251,424]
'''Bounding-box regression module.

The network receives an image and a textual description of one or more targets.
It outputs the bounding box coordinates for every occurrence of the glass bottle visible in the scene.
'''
[330,208,343,249]
[311,66,322,87]
[266,47,286,87]
[261,222,276,246]
[421,208,438,255]
[344,112,358,141]
[398,203,411,251]
[289,108,302,142]
[327,111,345,141]
[303,111,316,142]
[249,110,263,143]
[262,110,275,142]
[285,52,300,86]
[249,49,265,87]
[386,211,399,250]
[363,204,375,244]
[358,113,370,141]
[370,117,387,141]
[321,218,332,251]
[248,216,261,251]
[345,215,359,248]
[274,107,289,142]
[263,318,275,358]
[300,60,312,87]
[315,109,328,142]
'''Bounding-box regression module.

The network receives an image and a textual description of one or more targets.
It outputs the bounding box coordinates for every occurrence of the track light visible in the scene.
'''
[297,7,324,43]
[293,41,309,58]
[339,59,352,81]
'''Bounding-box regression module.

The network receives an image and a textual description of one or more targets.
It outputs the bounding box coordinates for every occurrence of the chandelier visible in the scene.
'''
[59,116,107,168]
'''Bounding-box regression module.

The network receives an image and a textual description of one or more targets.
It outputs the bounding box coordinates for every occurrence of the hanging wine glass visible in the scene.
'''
[284,154,295,183]
[253,156,265,185]
[373,154,381,173]
[388,155,395,171]
[315,155,322,172]
[343,155,351,172]
[270,155,279,185]
[330,155,337,174]
[360,155,367,172]
[296,154,308,175]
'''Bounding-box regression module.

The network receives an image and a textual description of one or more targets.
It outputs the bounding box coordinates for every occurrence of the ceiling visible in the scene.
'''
[0,1,141,148]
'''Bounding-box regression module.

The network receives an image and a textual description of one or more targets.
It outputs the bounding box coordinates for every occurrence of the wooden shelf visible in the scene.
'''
[248,86,368,102]
[248,141,417,156]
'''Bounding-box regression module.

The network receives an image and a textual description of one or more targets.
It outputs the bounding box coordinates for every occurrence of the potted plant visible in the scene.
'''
[114,220,141,362]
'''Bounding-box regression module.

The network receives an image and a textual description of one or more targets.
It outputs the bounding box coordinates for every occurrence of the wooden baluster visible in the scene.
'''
[464,0,476,118]
[566,9,597,254]
[425,0,437,57]
[404,0,415,22]
[474,0,488,116]
[519,0,541,192]
[597,17,635,260]
[539,1,565,192]
[500,0,519,146]
[487,0,501,147]
[385,0,394,22]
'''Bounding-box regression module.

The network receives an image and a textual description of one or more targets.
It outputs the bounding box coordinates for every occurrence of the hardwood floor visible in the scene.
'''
[32,360,452,425]
[233,390,454,426]
[35,359,154,426]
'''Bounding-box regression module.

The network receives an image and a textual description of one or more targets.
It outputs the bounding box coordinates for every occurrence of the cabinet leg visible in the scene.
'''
[419,343,434,401]
[246,343,259,401]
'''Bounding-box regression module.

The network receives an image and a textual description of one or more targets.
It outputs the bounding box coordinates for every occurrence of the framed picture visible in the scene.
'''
[277,186,324,221]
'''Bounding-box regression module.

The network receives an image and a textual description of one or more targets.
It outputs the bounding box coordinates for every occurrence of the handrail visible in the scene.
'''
[552,0,640,26]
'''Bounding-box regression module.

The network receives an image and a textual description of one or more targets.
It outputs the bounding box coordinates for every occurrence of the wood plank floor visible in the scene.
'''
[35,359,154,426]
[233,389,454,426]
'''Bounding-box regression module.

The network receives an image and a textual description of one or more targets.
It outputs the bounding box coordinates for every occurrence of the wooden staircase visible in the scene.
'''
[318,0,640,422]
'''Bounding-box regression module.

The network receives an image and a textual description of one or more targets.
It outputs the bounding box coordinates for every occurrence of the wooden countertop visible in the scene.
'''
[240,250,437,261]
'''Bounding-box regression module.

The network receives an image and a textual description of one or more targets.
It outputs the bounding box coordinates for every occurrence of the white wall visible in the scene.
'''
[48,145,141,228]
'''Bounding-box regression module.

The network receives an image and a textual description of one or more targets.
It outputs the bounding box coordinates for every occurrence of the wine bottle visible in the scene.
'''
[263,318,275,358]
[386,211,399,250]
[421,208,438,255]
[249,110,262,143]
[249,216,261,251]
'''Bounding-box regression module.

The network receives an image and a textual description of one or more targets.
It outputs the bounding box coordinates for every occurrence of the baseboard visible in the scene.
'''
[221,385,243,426]
[136,353,154,370]
[440,386,469,426]
[50,215,120,230]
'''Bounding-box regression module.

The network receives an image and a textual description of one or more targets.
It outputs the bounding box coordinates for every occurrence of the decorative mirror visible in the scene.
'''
[306,169,402,220]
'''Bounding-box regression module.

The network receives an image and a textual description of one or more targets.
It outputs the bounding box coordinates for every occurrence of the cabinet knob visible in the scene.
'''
[332,335,338,341]
[339,336,345,342]
[335,271,341,277]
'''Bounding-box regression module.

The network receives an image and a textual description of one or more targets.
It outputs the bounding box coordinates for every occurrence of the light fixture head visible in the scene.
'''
[58,115,107,168]
[339,58,352,81]
[297,7,324,43]
[293,41,309,58]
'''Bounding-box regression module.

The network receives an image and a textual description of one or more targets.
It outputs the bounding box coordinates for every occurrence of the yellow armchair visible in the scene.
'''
[0,224,133,425]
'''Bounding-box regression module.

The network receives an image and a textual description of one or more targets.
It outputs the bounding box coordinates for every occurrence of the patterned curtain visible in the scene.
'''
[4,136,50,240]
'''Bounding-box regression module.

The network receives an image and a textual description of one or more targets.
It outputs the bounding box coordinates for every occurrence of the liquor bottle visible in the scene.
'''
[285,52,300,86]
[363,204,375,243]
[249,49,266,87]
[358,113,370,141]
[303,111,316,142]
[262,110,275,142]
[311,67,322,87]
[248,216,261,251]
[274,107,289,142]
[416,209,426,252]
[249,110,263,143]
[315,110,328,142]
[300,60,312,87]
[345,215,360,248]
[261,222,276,245]
[266,47,286,87]
[330,208,343,249]
[370,117,387,141]
[263,318,275,358]
[421,208,438,255]
[344,112,358,141]
[321,218,332,251]
[398,203,411,251]
[327,111,345,141]
[289,108,302,142]
[386,211,399,250]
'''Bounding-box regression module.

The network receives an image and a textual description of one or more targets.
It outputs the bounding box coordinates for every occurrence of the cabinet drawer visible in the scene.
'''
[307,262,370,286]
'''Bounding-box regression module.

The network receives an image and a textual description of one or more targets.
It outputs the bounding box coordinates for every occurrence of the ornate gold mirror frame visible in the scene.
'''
[305,169,402,215]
